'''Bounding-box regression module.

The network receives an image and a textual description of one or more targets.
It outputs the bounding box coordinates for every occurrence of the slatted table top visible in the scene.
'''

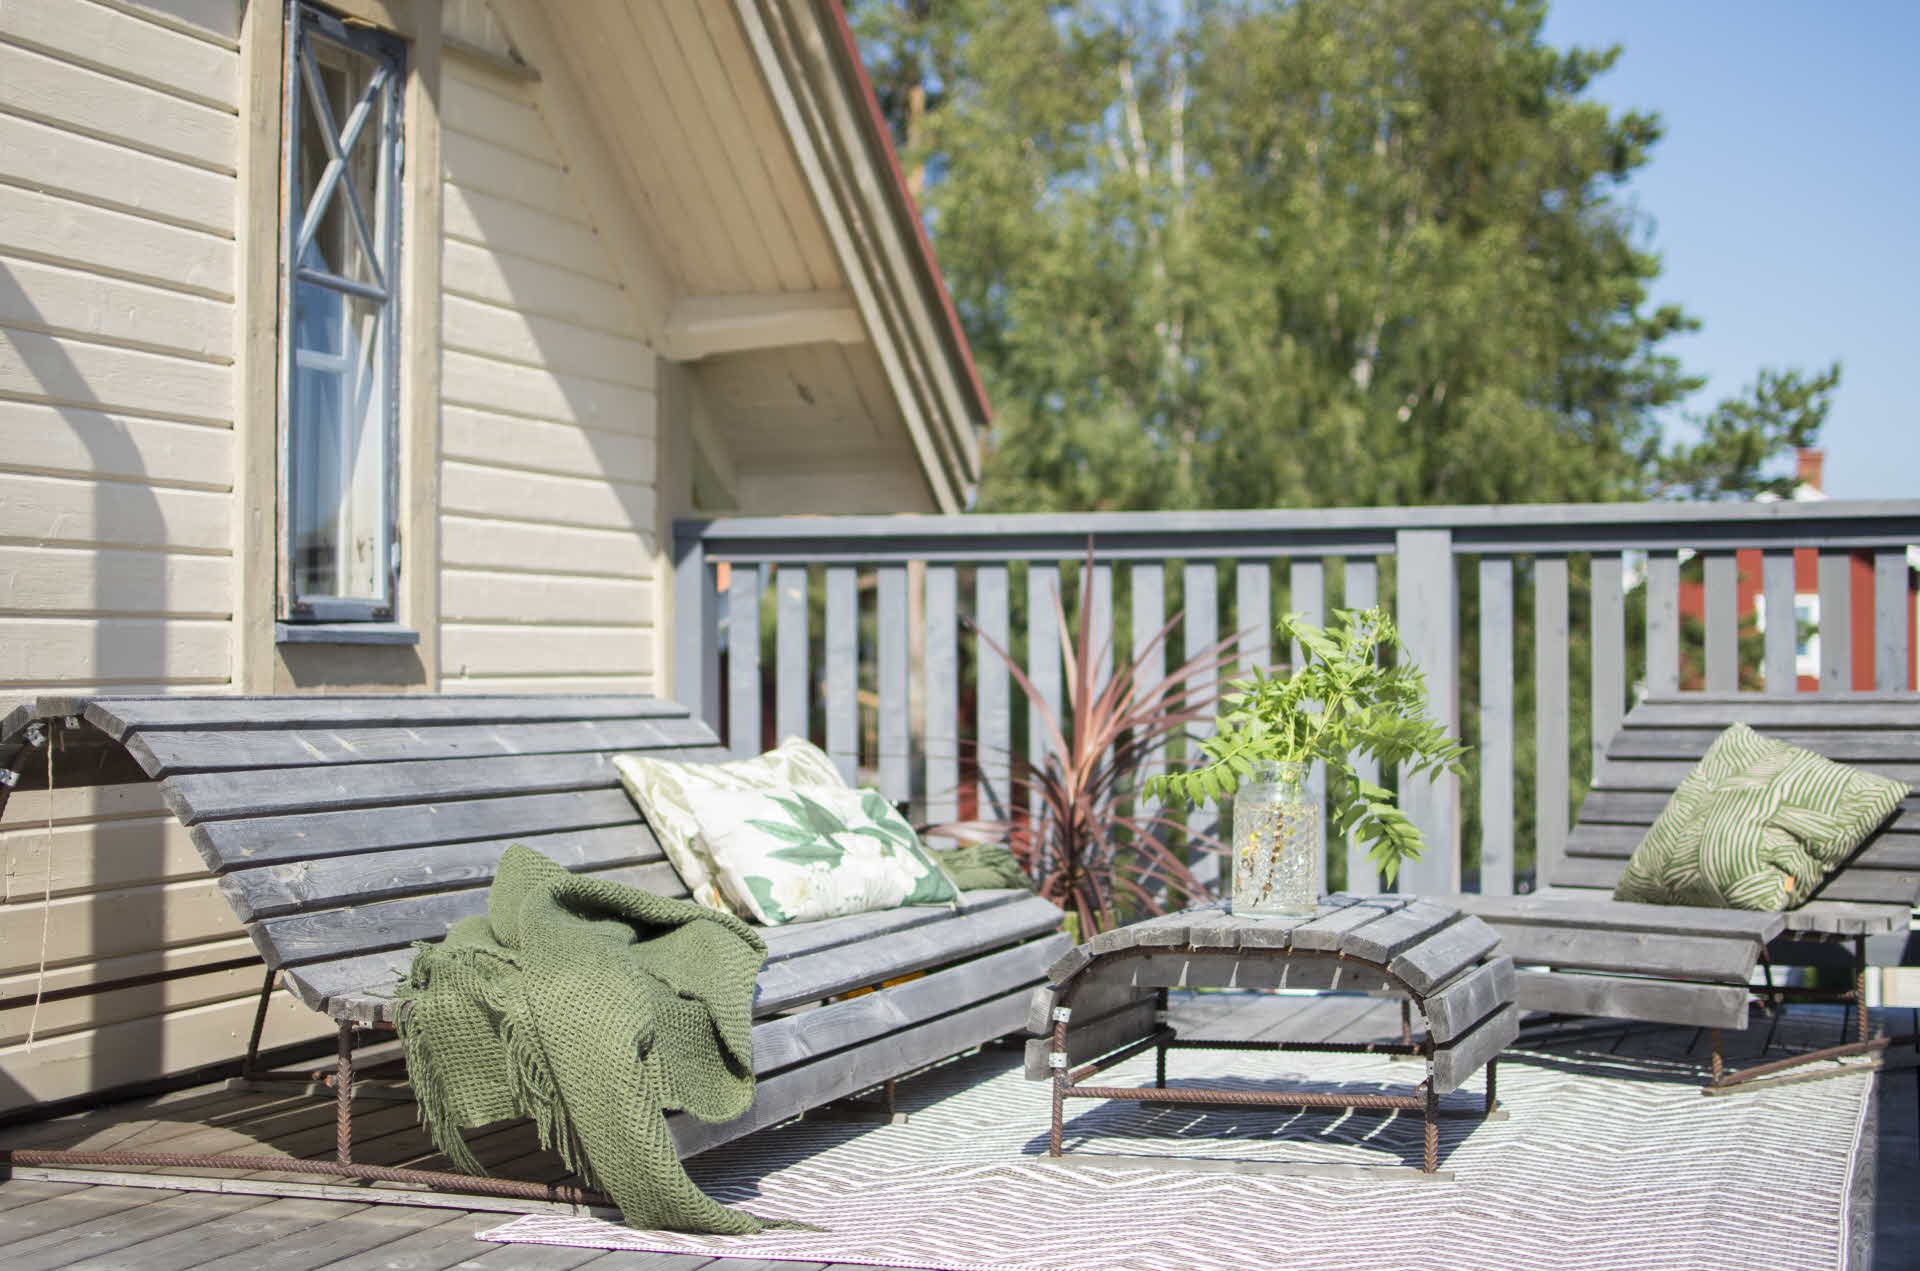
[1048,895,1506,996]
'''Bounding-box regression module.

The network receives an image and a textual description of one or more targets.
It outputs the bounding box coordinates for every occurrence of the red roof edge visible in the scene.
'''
[823,0,993,427]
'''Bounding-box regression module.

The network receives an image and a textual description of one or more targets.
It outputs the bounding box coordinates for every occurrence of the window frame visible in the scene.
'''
[277,1,407,624]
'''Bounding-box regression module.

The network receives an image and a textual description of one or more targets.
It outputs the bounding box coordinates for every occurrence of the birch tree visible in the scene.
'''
[852,0,1836,512]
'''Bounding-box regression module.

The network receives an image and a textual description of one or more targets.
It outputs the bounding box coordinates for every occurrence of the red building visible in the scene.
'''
[1677,450,1919,691]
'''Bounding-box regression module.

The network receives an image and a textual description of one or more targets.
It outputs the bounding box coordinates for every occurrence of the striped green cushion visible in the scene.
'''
[1613,723,1911,911]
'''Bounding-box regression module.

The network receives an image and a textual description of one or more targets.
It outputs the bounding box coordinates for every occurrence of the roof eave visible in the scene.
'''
[731,0,989,513]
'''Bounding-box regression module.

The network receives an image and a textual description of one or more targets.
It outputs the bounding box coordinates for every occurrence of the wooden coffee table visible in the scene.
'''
[1025,895,1518,1173]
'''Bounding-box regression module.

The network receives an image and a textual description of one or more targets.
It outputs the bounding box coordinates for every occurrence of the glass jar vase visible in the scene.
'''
[1232,760,1320,917]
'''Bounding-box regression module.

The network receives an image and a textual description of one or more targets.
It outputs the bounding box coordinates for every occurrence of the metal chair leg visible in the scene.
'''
[1855,937,1869,1046]
[335,1021,355,1165]
[1423,1081,1439,1174]
[240,967,278,1081]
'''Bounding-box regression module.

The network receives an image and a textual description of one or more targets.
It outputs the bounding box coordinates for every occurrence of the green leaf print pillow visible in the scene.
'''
[1613,723,1910,911]
[685,784,960,925]
[612,736,845,917]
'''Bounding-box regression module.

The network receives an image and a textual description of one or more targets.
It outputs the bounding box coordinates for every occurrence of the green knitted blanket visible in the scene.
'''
[394,844,771,1232]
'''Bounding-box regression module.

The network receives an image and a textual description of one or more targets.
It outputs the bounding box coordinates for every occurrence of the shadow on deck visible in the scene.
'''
[0,995,1914,1271]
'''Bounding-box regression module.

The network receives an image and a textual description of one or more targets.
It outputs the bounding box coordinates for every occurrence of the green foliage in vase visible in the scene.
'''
[1145,607,1468,886]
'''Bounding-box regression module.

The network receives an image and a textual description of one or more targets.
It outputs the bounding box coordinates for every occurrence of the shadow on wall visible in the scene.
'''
[0,262,178,1109]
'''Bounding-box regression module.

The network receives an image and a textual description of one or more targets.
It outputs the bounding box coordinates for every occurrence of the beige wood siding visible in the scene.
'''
[0,0,322,1114]
[437,57,661,696]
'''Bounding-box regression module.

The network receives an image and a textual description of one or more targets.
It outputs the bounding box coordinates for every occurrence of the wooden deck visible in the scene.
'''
[1,994,1914,1270]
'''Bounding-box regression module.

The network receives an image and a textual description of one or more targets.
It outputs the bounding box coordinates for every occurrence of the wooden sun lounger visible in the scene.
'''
[1,693,1067,1189]
[1450,692,1918,1084]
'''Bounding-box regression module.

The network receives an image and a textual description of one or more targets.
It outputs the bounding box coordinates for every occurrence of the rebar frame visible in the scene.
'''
[1709,934,1918,1090]
[1045,944,1501,1175]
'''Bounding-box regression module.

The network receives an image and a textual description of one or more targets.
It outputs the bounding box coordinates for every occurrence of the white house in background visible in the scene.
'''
[0,0,989,1114]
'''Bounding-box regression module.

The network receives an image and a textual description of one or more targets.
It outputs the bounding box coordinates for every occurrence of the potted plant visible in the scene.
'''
[1145,607,1467,915]
[933,551,1244,938]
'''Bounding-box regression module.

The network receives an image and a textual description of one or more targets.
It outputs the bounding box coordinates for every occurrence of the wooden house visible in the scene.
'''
[0,0,989,1116]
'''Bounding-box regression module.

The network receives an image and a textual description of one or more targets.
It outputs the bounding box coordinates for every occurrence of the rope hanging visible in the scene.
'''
[23,718,58,1050]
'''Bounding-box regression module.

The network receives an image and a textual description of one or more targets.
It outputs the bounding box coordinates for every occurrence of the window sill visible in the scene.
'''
[275,622,421,647]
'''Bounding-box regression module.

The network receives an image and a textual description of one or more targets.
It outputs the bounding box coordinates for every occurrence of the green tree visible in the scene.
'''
[851,0,1837,512]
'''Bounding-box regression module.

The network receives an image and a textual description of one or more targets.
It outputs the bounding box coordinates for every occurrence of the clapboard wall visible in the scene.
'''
[0,0,676,1113]
[0,0,307,1113]
[434,51,664,695]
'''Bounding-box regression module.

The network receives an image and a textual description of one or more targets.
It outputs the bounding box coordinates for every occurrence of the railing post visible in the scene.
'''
[672,525,722,738]
[1394,528,1457,895]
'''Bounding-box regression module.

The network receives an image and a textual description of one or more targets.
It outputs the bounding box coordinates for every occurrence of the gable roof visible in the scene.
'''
[490,0,989,512]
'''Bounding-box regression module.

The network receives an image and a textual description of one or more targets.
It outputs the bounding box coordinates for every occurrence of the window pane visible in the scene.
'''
[296,38,387,288]
[283,5,401,618]
[290,286,388,602]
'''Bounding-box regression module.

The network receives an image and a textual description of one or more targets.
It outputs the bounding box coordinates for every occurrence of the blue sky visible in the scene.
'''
[1540,1,1918,501]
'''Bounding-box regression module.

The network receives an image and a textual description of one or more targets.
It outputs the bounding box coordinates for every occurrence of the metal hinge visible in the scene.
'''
[1051,1006,1072,1023]
[1047,1052,1067,1069]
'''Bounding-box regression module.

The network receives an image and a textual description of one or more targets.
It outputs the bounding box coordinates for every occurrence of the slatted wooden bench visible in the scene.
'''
[4,694,1069,1167]
[1024,896,1517,1173]
[1452,692,1918,1083]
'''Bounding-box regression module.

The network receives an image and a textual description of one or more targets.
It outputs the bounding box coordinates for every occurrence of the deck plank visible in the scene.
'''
[0,1189,257,1270]
[73,1197,368,1271]
[175,1203,458,1271]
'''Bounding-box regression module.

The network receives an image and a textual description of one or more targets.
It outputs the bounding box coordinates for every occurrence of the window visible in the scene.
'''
[280,4,404,622]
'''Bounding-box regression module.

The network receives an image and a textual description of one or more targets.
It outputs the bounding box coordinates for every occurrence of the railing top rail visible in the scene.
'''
[677,499,1920,563]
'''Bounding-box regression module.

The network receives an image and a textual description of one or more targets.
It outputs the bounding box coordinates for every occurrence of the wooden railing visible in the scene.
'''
[673,501,1920,897]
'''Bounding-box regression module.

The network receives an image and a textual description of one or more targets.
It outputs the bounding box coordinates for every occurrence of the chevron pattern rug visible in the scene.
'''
[480,1014,1875,1271]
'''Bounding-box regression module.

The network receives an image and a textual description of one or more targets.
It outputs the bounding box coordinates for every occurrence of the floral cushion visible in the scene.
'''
[1613,724,1911,910]
[612,737,845,916]
[685,784,960,925]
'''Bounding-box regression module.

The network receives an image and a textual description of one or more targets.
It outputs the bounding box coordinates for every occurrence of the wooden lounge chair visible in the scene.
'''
[0,694,1067,1196]
[1450,692,1918,1085]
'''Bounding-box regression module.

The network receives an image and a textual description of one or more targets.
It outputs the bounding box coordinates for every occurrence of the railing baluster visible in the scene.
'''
[1590,552,1626,770]
[1875,548,1910,692]
[976,564,1012,819]
[1235,561,1271,670]
[727,564,762,757]
[1088,562,1114,696]
[1131,562,1168,844]
[1028,563,1063,776]
[1288,558,1329,889]
[1703,551,1739,692]
[1183,561,1221,889]
[1535,555,1570,889]
[775,564,809,741]
[1762,550,1796,694]
[924,563,959,825]
[1394,531,1457,894]
[1645,552,1680,695]
[1819,551,1851,690]
[824,565,859,784]
[1477,556,1514,896]
[877,564,911,804]
[1344,557,1380,893]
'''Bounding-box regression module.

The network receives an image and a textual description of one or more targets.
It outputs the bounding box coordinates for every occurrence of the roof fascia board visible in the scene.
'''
[732,0,976,511]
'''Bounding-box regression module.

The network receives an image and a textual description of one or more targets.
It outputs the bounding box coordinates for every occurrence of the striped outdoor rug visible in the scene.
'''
[480,1021,1875,1271]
